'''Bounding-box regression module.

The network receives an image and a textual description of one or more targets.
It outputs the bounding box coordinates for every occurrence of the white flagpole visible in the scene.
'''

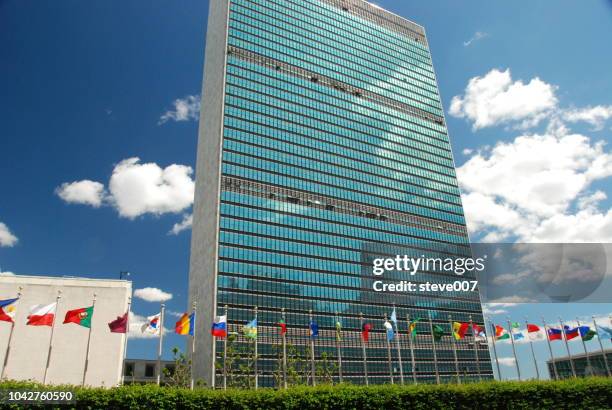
[81,293,97,386]
[156,304,165,386]
[542,317,558,380]
[392,306,403,384]
[448,314,460,384]
[281,308,287,389]
[309,309,316,387]
[384,315,394,385]
[507,319,521,381]
[576,318,593,376]
[487,318,502,381]
[254,306,258,390]
[469,315,481,381]
[121,296,131,386]
[224,305,229,390]
[428,312,440,384]
[406,313,417,384]
[360,312,369,386]
[559,317,576,378]
[1,286,22,380]
[190,301,197,390]
[43,290,61,385]
[525,317,540,380]
[592,317,611,377]
[335,311,343,384]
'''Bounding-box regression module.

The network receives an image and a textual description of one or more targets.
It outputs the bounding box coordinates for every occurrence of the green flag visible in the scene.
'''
[432,324,445,341]
[408,318,420,339]
[582,329,597,341]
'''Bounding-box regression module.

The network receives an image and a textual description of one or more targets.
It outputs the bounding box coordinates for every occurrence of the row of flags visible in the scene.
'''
[491,322,612,342]
[0,300,95,329]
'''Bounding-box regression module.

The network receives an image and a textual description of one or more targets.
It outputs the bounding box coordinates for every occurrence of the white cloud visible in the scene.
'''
[458,132,612,242]
[0,222,18,247]
[0,270,15,276]
[55,180,106,207]
[463,31,488,47]
[497,357,516,367]
[169,213,193,235]
[58,158,195,220]
[109,158,194,219]
[449,68,558,130]
[482,302,517,315]
[134,287,173,302]
[159,95,200,124]
[564,105,612,131]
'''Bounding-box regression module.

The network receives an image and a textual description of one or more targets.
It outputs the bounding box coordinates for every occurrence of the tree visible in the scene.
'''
[162,347,205,388]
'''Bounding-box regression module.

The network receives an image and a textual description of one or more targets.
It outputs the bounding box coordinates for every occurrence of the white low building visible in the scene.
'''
[0,275,131,387]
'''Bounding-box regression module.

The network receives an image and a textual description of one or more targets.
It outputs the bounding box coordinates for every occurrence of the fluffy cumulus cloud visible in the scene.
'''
[55,180,106,207]
[159,95,201,124]
[0,222,18,247]
[449,69,558,130]
[133,287,173,302]
[0,270,16,276]
[169,213,193,235]
[57,158,195,222]
[458,132,612,242]
[564,105,612,131]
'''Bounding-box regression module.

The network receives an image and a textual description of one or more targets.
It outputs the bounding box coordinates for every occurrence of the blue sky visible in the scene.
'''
[1,1,612,379]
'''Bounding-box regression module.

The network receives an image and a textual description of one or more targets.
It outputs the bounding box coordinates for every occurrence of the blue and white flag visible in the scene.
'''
[384,320,394,341]
[390,308,397,327]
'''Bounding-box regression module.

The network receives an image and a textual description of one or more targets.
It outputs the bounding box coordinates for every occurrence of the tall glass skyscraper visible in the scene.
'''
[190,0,492,387]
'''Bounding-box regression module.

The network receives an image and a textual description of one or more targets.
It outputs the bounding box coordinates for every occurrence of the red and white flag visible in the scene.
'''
[26,303,57,326]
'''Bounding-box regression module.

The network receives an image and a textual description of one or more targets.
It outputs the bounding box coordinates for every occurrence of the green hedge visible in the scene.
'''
[1,378,611,410]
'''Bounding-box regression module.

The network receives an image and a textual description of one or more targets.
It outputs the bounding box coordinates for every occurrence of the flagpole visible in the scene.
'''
[406,313,417,384]
[282,308,288,389]
[525,317,539,380]
[469,315,481,382]
[156,303,165,386]
[428,312,440,384]
[121,296,131,385]
[448,314,460,384]
[190,301,197,390]
[559,317,576,378]
[576,318,592,376]
[254,306,258,390]
[335,311,343,384]
[542,317,558,380]
[82,293,97,386]
[1,286,22,380]
[487,318,502,381]
[384,315,394,385]
[223,305,228,390]
[309,309,316,387]
[506,319,521,381]
[592,317,611,377]
[392,305,404,384]
[43,290,61,385]
[360,312,369,386]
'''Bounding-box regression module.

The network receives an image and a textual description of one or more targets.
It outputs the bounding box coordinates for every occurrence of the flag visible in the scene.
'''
[63,306,94,328]
[309,320,319,338]
[578,326,596,341]
[211,315,227,338]
[26,303,57,326]
[527,324,543,340]
[563,325,579,340]
[408,318,420,339]
[432,324,445,341]
[142,313,161,335]
[384,320,394,341]
[598,325,612,341]
[493,324,510,340]
[335,319,342,341]
[0,298,19,323]
[453,322,469,340]
[390,308,397,326]
[108,313,128,333]
[243,318,257,339]
[472,323,486,341]
[547,327,563,341]
[176,312,195,336]
[362,323,372,342]
[278,318,287,335]
[511,322,524,340]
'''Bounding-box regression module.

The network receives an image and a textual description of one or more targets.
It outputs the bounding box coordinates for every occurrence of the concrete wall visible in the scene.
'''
[0,275,131,387]
[188,0,230,387]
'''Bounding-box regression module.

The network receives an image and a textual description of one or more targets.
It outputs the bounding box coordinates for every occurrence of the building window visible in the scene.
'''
[124,362,134,377]
[145,364,155,378]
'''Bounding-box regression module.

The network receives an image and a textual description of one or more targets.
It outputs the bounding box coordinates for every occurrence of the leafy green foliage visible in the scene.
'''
[1,377,611,409]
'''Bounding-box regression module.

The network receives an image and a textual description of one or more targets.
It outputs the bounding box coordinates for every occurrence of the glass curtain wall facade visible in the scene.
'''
[189,0,492,387]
